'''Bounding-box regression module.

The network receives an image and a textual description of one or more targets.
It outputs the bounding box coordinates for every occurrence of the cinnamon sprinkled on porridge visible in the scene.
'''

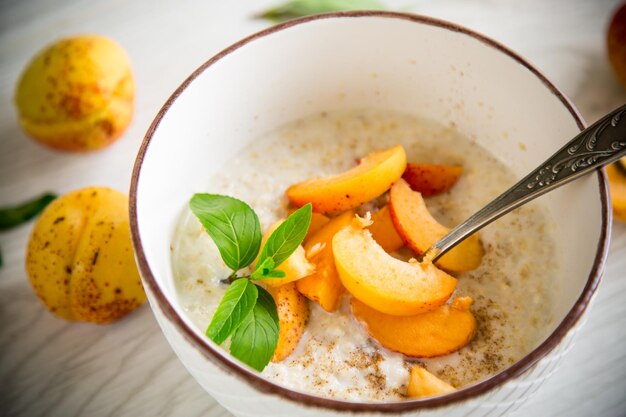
[172,109,558,401]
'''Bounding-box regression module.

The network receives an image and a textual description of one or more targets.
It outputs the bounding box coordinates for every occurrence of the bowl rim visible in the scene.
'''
[129,10,611,413]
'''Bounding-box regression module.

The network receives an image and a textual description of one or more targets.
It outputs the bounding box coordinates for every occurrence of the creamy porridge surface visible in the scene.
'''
[172,109,558,402]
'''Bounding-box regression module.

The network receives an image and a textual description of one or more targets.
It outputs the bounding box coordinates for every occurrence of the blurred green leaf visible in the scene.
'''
[0,193,56,231]
[258,0,386,23]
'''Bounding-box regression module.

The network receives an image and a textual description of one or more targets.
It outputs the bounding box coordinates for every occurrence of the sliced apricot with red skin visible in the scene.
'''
[402,163,463,197]
[351,296,476,357]
[389,179,484,273]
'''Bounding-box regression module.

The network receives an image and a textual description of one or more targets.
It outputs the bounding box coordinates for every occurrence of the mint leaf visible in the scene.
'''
[0,193,56,230]
[190,194,262,271]
[258,0,386,23]
[206,279,258,344]
[264,269,286,278]
[250,257,275,279]
[250,257,287,280]
[230,285,279,371]
[255,204,311,277]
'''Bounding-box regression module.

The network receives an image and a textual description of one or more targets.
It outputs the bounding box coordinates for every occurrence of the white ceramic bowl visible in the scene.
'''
[130,12,610,417]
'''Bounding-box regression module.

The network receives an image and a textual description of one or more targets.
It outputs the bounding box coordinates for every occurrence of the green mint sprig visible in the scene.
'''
[257,0,386,23]
[189,194,312,371]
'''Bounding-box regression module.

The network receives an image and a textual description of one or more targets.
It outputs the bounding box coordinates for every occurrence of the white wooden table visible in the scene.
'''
[1,1,625,416]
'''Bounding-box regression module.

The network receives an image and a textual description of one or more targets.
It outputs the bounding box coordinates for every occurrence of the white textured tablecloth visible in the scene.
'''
[1,1,625,416]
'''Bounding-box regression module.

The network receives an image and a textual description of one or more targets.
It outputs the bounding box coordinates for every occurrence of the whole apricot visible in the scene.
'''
[608,3,626,88]
[26,186,145,323]
[14,35,134,151]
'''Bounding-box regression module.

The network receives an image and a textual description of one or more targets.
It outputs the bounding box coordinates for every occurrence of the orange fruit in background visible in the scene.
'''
[608,3,626,88]
[25,187,145,323]
[14,35,134,152]
[608,158,626,222]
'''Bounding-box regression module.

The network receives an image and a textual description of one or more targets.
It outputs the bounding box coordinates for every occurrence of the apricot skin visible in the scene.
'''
[25,187,145,323]
[389,179,484,273]
[351,297,476,357]
[333,224,456,316]
[407,366,456,398]
[607,162,626,222]
[402,163,463,197]
[267,282,309,362]
[306,213,330,239]
[608,3,626,89]
[286,145,407,213]
[295,211,354,312]
[14,35,134,152]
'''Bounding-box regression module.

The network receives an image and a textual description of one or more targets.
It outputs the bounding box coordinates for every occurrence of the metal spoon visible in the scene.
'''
[421,103,626,264]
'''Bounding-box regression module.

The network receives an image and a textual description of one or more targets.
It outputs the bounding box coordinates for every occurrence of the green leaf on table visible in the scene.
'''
[254,204,311,278]
[190,194,262,271]
[229,285,279,371]
[206,278,258,345]
[258,0,386,23]
[0,193,57,230]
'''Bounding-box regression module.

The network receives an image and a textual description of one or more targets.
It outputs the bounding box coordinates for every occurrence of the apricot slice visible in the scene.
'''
[608,160,626,222]
[407,366,456,398]
[257,220,315,287]
[286,145,407,213]
[287,207,330,240]
[306,213,330,240]
[267,282,309,362]
[366,205,404,252]
[333,223,456,316]
[296,211,354,312]
[389,179,484,273]
[351,297,476,357]
[402,163,463,197]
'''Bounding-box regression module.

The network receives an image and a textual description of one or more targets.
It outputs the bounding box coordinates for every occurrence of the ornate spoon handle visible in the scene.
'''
[422,103,626,263]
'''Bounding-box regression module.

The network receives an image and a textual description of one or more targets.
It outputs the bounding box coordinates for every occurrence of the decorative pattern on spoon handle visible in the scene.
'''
[425,103,626,263]
[517,106,626,192]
